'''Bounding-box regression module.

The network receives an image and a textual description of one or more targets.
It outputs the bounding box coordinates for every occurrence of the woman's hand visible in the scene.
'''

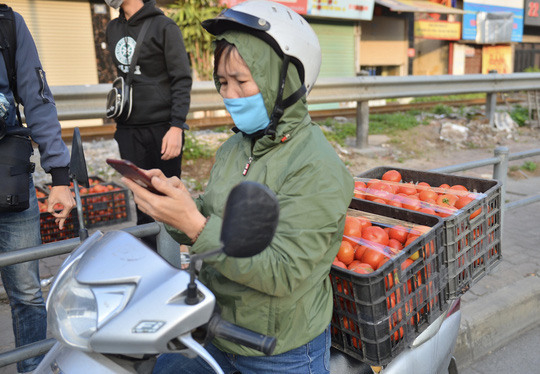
[122,169,206,240]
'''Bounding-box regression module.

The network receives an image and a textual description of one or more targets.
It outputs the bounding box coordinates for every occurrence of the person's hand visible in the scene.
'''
[47,185,76,230]
[161,127,183,160]
[122,168,206,240]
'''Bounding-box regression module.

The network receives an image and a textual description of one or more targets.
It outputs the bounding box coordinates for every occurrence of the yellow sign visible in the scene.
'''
[414,20,461,40]
[482,46,513,74]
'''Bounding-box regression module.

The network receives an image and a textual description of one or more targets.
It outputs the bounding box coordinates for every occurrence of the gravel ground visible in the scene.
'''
[31,130,231,192]
[32,138,121,187]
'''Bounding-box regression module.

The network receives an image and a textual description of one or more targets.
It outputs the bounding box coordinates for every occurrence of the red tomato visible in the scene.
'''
[418,189,438,202]
[378,256,391,270]
[361,247,387,270]
[454,195,473,209]
[397,183,417,195]
[367,179,380,188]
[362,226,390,246]
[401,196,421,211]
[366,182,394,203]
[355,180,367,190]
[382,170,402,183]
[337,241,355,265]
[332,260,347,269]
[420,198,437,208]
[357,216,372,230]
[450,184,468,192]
[455,195,482,219]
[404,235,419,248]
[353,263,375,274]
[416,181,431,194]
[347,260,363,271]
[354,244,368,261]
[387,238,404,252]
[389,225,409,244]
[409,225,431,236]
[354,181,367,199]
[419,207,436,215]
[401,258,414,271]
[437,205,458,218]
[344,216,363,239]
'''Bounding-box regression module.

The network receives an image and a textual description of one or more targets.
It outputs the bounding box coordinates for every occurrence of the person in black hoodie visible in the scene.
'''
[105,0,192,248]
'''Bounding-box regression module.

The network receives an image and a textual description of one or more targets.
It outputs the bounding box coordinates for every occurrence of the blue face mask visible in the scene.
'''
[223,93,270,134]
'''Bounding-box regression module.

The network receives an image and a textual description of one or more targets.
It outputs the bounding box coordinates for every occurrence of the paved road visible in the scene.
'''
[460,323,540,374]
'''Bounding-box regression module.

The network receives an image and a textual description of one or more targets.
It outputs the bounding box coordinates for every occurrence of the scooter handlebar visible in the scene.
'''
[208,315,276,356]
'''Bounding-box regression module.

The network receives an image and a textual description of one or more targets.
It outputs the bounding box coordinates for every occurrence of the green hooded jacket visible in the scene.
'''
[167,31,354,355]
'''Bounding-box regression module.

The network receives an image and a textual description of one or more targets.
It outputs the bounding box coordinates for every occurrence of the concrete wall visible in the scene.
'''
[413,39,448,75]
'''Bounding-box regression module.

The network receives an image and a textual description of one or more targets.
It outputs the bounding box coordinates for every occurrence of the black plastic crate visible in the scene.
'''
[356,166,502,299]
[330,199,446,366]
[81,182,131,228]
[41,179,131,229]
[40,210,79,243]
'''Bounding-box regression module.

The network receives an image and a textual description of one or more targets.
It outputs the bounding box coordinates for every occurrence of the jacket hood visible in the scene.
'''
[215,31,311,149]
[120,0,162,24]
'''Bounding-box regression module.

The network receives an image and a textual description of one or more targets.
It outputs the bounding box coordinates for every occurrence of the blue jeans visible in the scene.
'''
[153,326,331,374]
[0,180,46,373]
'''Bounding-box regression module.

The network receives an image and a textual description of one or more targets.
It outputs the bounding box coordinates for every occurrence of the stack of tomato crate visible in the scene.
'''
[38,177,131,243]
[329,166,502,366]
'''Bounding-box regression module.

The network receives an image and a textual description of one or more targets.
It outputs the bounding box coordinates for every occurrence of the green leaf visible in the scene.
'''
[167,0,225,80]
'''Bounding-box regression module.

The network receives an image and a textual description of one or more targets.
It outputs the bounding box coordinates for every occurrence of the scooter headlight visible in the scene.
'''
[47,259,135,351]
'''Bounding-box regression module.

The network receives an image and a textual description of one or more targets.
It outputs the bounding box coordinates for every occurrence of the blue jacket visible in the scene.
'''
[1,11,69,185]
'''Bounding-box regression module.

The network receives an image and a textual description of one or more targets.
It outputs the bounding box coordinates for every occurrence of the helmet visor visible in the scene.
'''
[202,8,271,35]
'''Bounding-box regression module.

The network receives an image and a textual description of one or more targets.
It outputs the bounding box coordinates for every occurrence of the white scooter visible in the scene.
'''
[35,179,280,374]
[35,129,461,374]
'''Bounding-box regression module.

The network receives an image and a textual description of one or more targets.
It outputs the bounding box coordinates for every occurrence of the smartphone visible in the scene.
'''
[106,158,163,195]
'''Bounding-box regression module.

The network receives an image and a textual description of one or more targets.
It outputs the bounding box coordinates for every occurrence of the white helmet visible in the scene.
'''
[202,0,321,94]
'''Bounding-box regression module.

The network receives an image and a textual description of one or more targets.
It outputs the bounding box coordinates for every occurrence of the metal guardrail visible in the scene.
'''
[0,154,538,366]
[51,72,540,148]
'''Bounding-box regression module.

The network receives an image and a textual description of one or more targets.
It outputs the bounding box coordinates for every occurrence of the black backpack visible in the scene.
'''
[0,5,34,213]
[0,4,22,127]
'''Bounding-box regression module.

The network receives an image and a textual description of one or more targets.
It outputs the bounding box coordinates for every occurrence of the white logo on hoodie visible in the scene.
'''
[114,36,141,74]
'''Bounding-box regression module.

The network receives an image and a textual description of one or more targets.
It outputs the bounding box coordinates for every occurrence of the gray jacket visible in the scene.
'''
[1,11,69,185]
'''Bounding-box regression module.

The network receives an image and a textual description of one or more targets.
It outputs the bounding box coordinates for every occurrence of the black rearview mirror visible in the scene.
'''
[70,128,89,188]
[69,128,89,240]
[220,181,279,258]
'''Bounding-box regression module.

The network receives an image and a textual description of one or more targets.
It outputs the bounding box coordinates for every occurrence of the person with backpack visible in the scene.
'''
[0,5,75,373]
[122,1,354,372]
[105,0,192,249]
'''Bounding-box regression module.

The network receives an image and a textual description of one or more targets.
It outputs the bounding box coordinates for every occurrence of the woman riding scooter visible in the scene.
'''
[123,1,354,372]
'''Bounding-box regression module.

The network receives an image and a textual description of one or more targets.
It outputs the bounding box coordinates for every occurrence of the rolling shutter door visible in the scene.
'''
[8,0,98,86]
[309,20,356,78]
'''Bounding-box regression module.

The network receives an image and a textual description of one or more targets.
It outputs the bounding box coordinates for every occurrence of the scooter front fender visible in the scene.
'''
[35,342,140,374]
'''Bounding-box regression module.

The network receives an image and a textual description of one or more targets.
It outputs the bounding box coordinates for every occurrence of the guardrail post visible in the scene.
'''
[486,70,498,127]
[493,146,509,231]
[156,223,182,269]
[356,100,369,148]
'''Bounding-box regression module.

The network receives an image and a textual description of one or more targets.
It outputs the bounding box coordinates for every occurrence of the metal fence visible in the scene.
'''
[0,144,539,368]
[51,72,540,148]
